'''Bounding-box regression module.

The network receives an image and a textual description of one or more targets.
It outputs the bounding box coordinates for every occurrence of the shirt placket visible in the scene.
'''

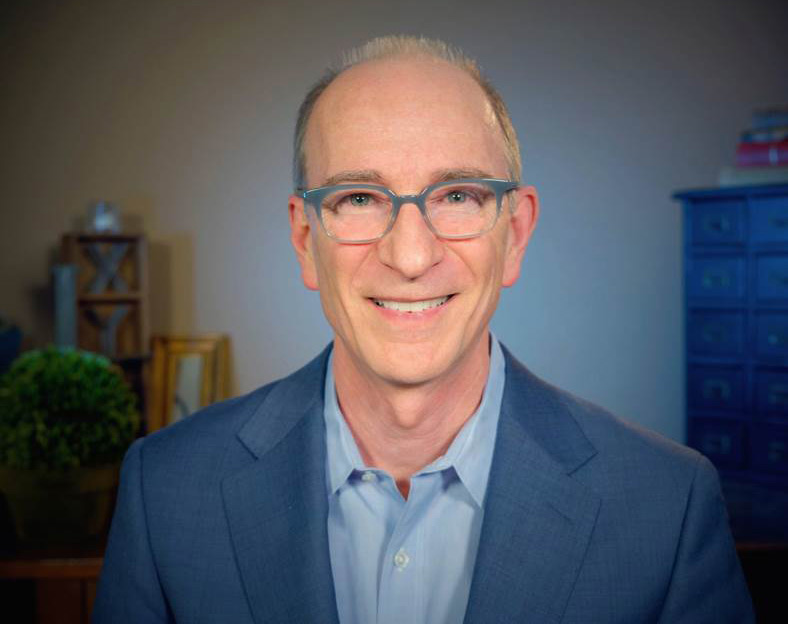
[376,474,428,624]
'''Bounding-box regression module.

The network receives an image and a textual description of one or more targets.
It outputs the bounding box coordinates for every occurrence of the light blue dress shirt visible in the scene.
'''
[324,334,506,624]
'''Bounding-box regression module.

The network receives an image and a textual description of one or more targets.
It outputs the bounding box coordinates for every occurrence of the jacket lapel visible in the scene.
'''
[219,344,600,623]
[221,349,340,624]
[465,350,601,624]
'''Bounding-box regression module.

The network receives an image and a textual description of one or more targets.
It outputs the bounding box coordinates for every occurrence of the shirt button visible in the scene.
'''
[393,548,410,570]
[361,471,376,482]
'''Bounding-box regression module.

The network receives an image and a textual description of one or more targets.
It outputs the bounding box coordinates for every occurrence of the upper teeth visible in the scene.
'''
[373,296,450,313]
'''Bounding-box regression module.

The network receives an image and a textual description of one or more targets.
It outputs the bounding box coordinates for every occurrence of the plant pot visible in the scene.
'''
[0,463,120,548]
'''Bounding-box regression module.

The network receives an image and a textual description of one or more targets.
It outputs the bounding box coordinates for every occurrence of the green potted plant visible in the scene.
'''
[0,347,139,547]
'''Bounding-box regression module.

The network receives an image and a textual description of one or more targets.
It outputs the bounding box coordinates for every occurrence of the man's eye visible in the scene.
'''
[348,194,371,206]
[324,191,383,213]
[447,190,468,203]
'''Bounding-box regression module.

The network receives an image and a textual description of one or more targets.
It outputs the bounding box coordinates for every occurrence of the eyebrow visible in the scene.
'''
[321,170,387,187]
[432,168,497,183]
[319,167,499,189]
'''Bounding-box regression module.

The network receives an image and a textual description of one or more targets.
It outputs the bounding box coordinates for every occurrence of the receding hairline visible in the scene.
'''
[293,36,522,189]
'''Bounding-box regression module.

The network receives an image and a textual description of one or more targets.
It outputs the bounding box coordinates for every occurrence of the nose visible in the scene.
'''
[375,202,444,279]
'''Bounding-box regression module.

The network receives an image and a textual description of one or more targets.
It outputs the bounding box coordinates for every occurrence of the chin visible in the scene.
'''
[358,335,465,387]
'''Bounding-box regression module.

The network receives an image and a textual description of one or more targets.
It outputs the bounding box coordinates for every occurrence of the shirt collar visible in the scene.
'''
[323,333,506,508]
[324,359,364,493]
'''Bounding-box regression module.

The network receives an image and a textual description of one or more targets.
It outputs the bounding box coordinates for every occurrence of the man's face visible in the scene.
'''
[290,56,538,387]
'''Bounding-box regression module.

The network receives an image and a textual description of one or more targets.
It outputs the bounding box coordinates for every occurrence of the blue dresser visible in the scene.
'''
[675,184,788,541]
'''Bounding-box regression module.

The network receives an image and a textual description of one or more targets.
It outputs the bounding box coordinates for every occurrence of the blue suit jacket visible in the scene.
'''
[94,345,754,623]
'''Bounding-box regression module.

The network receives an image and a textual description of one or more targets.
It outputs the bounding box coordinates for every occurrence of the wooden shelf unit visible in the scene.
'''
[60,233,150,358]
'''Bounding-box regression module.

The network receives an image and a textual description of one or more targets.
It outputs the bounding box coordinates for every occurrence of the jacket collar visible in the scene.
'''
[235,344,332,460]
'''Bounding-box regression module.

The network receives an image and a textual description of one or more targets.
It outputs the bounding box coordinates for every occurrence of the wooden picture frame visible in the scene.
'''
[148,334,230,432]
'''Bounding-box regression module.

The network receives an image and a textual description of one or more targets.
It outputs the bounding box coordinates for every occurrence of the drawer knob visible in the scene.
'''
[703,434,731,456]
[702,270,731,289]
[703,215,730,233]
[702,379,731,400]
[702,325,726,344]
[768,384,788,406]
[768,441,786,464]
[769,272,788,287]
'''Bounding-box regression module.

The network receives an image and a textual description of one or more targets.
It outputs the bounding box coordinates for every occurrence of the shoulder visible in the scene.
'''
[500,344,711,490]
[561,381,701,474]
[496,348,752,620]
[141,381,270,459]
[133,346,331,478]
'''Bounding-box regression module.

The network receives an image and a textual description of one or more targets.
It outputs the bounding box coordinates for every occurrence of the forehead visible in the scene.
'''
[304,56,509,188]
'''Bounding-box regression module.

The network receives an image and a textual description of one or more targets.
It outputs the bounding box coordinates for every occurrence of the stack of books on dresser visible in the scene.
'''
[719,107,788,187]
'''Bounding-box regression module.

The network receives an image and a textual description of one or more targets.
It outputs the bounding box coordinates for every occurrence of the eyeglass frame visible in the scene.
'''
[300,178,520,244]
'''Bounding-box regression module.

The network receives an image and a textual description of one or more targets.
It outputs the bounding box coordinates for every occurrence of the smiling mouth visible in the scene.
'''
[371,295,453,313]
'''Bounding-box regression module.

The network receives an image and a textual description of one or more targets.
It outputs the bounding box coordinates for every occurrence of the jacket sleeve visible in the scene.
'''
[657,455,755,623]
[92,438,173,623]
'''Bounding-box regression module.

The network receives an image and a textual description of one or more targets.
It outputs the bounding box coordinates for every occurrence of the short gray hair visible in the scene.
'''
[292,35,522,189]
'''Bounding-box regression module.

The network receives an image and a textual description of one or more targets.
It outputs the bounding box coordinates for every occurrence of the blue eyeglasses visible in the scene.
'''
[301,178,519,243]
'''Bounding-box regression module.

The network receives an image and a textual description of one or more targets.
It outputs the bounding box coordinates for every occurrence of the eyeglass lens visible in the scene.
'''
[319,181,500,241]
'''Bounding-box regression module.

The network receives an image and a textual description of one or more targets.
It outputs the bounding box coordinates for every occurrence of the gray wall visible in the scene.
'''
[2,0,787,442]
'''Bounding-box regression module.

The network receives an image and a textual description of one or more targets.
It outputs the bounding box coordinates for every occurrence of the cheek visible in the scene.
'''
[312,241,370,306]
[310,239,340,306]
[471,236,508,288]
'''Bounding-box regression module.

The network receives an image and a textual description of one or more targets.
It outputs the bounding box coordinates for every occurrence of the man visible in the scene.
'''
[94,36,754,623]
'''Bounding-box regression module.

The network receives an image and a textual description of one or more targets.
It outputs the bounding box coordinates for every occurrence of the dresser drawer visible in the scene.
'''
[687,255,745,300]
[751,194,788,244]
[689,198,745,245]
[688,418,745,469]
[755,369,788,415]
[688,365,745,411]
[756,255,788,300]
[755,312,788,358]
[688,310,745,356]
[750,424,788,474]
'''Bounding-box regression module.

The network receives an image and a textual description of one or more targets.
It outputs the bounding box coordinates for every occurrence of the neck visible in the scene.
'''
[332,334,490,497]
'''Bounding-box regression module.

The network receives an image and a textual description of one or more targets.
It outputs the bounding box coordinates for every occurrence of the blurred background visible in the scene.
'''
[2,0,788,446]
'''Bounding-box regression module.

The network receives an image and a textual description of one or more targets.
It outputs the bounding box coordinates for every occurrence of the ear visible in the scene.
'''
[501,185,539,288]
[288,195,319,291]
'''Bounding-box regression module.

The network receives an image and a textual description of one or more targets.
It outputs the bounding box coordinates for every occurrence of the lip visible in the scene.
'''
[368,294,455,318]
